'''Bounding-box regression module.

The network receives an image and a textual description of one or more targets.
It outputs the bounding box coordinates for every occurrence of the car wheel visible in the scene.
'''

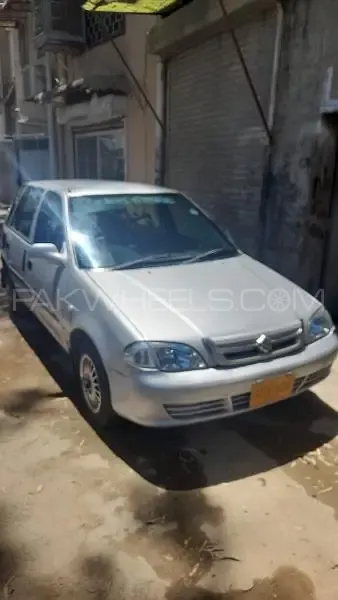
[73,337,115,428]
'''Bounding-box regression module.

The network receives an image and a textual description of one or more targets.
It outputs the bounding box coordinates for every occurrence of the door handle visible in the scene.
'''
[22,252,32,271]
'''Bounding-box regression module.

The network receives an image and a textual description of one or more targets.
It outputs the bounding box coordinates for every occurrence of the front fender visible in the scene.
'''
[70,312,127,378]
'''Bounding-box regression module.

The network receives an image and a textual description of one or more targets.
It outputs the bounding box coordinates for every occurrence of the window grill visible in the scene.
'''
[33,0,86,51]
[85,11,125,48]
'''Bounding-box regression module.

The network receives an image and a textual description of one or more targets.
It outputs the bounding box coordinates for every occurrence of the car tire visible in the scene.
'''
[72,336,116,428]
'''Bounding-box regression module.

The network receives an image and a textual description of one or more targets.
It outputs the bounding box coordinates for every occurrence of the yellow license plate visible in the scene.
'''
[250,374,295,409]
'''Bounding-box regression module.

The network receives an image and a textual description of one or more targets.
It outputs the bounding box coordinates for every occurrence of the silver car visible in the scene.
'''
[1,180,337,427]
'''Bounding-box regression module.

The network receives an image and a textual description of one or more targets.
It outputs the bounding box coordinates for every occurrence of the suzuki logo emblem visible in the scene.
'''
[256,334,273,354]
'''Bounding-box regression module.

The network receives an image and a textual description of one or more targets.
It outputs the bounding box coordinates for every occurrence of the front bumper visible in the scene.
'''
[111,331,338,427]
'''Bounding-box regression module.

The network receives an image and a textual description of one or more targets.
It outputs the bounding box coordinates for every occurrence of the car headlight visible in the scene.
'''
[124,341,207,372]
[307,307,333,343]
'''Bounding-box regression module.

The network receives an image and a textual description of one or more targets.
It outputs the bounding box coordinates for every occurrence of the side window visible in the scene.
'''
[11,187,42,239]
[7,187,26,226]
[33,191,65,252]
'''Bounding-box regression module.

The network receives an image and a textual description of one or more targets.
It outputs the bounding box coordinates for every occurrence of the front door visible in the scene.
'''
[28,190,68,345]
[5,186,43,306]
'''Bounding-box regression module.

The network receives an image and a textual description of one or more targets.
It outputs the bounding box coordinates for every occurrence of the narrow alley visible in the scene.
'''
[0,305,338,600]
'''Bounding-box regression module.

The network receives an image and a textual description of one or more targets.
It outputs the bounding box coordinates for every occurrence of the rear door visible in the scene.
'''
[4,186,44,304]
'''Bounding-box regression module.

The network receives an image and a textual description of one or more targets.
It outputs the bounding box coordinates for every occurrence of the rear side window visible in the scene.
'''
[11,187,42,239]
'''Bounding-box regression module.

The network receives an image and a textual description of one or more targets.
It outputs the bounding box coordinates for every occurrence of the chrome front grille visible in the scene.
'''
[209,324,304,368]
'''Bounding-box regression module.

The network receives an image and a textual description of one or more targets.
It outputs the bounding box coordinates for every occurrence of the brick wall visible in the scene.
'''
[164,8,276,257]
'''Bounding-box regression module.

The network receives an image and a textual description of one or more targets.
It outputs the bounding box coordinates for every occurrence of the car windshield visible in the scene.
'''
[68,192,238,270]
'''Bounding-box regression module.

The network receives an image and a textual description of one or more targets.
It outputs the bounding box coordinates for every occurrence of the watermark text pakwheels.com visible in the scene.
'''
[2,286,325,315]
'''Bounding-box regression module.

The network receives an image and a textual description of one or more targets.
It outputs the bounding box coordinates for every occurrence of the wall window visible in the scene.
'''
[85,12,125,48]
[74,130,125,181]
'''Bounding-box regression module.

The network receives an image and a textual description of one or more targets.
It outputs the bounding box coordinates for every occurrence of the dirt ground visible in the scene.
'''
[0,305,338,599]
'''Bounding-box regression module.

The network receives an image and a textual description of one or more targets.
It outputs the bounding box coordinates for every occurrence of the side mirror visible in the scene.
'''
[29,243,66,266]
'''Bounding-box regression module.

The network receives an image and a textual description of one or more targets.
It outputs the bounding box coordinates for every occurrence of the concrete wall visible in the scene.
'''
[0,21,48,137]
[1,14,159,185]
[68,14,159,184]
[125,15,159,184]
[148,0,275,56]
[16,16,48,135]
[262,0,338,294]
[0,29,9,137]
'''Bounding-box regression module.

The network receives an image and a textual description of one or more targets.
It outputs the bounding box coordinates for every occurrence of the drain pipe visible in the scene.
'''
[259,0,284,258]
[8,27,23,137]
[158,59,168,185]
[45,51,57,178]
[268,1,284,130]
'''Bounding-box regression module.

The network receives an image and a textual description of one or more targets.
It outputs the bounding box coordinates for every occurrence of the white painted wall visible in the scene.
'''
[67,14,159,184]
[0,15,160,184]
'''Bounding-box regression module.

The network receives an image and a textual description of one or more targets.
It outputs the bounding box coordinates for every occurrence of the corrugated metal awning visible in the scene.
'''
[82,0,182,14]
[27,74,130,105]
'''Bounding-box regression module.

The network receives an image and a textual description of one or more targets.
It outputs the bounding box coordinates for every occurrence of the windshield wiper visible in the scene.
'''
[183,247,236,264]
[112,252,194,271]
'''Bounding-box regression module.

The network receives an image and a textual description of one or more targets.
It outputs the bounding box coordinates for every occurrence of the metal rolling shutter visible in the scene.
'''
[165,10,276,256]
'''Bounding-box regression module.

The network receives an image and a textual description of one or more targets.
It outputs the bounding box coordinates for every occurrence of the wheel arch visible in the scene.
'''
[68,311,111,359]
[70,327,116,427]
[70,327,112,390]
[70,328,99,357]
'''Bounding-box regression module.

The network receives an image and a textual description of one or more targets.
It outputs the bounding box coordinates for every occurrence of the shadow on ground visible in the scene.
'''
[0,496,318,600]
[8,310,338,492]
[0,501,126,600]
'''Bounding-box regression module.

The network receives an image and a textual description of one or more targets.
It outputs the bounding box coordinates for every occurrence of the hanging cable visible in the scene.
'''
[218,0,272,145]
[109,36,164,131]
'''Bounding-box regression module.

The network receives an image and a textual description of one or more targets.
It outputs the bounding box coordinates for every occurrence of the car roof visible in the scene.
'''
[25,179,178,197]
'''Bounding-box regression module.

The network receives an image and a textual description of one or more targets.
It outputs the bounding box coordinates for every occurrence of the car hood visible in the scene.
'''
[88,254,320,342]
